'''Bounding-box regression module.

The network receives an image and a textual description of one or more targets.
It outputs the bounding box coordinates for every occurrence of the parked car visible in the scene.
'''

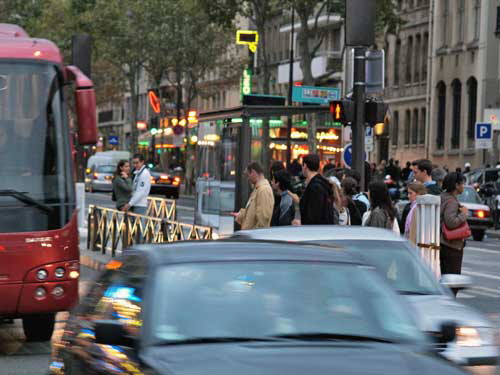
[50,240,468,375]
[149,167,181,199]
[86,165,115,192]
[458,186,493,241]
[232,226,499,369]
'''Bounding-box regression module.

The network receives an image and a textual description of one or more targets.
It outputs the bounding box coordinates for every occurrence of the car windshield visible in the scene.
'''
[485,169,500,183]
[96,165,115,174]
[152,261,424,345]
[458,187,482,204]
[312,241,441,295]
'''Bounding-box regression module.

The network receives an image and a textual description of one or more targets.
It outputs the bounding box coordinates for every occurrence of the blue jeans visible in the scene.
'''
[132,206,148,215]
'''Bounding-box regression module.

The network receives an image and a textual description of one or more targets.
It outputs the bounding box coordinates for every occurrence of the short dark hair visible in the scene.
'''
[345,169,361,185]
[272,169,291,191]
[442,172,465,193]
[417,159,433,175]
[270,161,285,179]
[303,154,320,172]
[322,163,335,175]
[342,177,358,196]
[411,159,420,166]
[132,153,145,162]
[247,162,264,175]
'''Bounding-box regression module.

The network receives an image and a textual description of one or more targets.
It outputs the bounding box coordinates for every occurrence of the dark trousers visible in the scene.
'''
[440,244,464,275]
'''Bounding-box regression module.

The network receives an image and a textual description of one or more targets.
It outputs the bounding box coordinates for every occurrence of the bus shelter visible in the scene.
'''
[195,105,334,235]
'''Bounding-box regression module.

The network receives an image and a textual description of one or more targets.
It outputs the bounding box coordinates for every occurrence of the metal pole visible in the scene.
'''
[286,8,295,167]
[352,47,366,190]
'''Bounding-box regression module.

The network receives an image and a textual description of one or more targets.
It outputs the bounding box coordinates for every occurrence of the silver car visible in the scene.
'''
[232,226,498,369]
[87,165,115,192]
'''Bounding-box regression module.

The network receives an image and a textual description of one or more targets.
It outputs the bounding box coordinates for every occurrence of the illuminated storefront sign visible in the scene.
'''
[240,69,253,97]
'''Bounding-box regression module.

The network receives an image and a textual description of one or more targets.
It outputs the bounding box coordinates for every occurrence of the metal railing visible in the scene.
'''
[415,194,441,279]
[145,196,177,220]
[87,204,213,256]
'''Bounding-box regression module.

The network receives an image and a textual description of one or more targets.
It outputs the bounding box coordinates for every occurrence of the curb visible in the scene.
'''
[486,230,500,240]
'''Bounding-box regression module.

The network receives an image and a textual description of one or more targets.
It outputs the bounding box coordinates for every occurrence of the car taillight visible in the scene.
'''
[173,176,181,186]
[150,177,156,184]
[474,210,490,218]
[93,173,98,180]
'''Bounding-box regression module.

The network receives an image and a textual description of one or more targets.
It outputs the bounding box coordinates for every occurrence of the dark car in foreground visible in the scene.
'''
[232,227,499,370]
[50,241,466,375]
[149,167,181,199]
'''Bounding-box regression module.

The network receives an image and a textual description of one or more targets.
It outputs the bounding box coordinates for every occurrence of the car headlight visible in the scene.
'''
[456,327,494,347]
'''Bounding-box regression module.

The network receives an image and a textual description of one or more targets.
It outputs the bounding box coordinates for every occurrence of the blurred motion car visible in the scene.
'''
[85,165,115,192]
[149,166,181,199]
[458,186,493,241]
[232,227,499,369]
[50,241,468,375]
[465,168,500,191]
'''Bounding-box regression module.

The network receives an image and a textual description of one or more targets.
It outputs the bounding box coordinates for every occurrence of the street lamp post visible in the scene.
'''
[286,8,295,167]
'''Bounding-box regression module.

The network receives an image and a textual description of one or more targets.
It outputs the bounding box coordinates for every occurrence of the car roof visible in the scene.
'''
[128,240,363,266]
[232,226,405,243]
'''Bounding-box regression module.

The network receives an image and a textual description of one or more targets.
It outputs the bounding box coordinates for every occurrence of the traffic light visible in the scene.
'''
[365,100,388,126]
[329,100,354,124]
[149,116,159,131]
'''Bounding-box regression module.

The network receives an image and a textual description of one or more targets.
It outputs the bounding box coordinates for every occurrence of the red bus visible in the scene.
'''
[0,24,96,341]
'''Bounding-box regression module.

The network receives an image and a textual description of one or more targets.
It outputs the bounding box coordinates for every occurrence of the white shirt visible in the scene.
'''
[129,166,151,208]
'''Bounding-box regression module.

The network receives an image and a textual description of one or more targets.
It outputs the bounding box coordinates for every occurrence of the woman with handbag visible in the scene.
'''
[440,172,469,279]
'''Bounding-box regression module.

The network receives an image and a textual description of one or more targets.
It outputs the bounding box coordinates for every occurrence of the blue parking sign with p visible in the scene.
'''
[476,123,492,139]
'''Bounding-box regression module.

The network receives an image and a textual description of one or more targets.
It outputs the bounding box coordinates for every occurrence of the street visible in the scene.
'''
[0,189,498,375]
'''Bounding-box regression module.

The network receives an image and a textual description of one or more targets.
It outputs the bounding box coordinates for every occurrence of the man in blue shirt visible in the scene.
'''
[414,159,442,195]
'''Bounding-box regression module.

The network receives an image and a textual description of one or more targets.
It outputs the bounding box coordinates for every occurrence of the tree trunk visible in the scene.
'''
[128,67,139,155]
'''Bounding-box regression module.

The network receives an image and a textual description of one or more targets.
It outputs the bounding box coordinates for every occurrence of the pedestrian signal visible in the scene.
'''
[329,100,354,124]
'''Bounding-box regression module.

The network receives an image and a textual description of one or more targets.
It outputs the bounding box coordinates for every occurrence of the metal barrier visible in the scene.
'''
[415,194,441,279]
[146,196,177,220]
[87,205,213,256]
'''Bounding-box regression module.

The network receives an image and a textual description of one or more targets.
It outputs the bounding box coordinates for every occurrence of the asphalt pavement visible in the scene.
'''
[0,194,498,374]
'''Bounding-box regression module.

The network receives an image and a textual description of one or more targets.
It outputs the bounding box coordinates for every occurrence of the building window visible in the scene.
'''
[467,77,478,142]
[422,33,429,81]
[414,34,421,82]
[419,108,426,144]
[406,36,413,83]
[405,109,411,145]
[442,0,449,47]
[412,109,419,145]
[436,81,446,150]
[394,39,401,85]
[392,111,399,146]
[451,79,462,149]
[457,0,465,43]
[473,0,481,41]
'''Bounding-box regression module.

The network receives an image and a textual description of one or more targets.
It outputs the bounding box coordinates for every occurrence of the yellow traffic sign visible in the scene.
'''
[236,30,259,52]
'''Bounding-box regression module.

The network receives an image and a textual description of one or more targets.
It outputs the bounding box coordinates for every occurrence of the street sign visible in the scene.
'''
[365,127,373,145]
[347,49,385,94]
[293,85,340,105]
[343,143,353,168]
[108,136,119,145]
[475,122,492,149]
[236,30,259,52]
[365,143,374,152]
[484,109,500,131]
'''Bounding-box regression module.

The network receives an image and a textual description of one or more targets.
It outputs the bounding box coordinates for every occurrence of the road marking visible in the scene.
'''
[466,246,500,255]
[463,269,500,281]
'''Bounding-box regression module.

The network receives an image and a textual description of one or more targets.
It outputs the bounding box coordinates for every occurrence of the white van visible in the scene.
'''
[85,151,131,192]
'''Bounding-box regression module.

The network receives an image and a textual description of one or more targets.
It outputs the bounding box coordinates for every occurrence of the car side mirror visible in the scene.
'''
[439,321,457,344]
[94,320,135,348]
[440,274,472,294]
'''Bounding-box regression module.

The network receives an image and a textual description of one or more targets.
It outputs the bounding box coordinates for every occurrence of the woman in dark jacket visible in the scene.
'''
[341,177,362,225]
[270,169,295,226]
[363,181,398,230]
[112,160,133,211]
[440,172,468,277]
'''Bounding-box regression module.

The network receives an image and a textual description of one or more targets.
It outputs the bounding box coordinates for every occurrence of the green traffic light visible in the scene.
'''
[150,128,158,135]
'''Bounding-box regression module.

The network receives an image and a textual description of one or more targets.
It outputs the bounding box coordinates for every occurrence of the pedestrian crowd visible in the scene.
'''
[238,155,478,282]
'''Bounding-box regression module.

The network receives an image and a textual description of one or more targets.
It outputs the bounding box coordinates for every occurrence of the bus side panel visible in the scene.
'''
[0,284,22,315]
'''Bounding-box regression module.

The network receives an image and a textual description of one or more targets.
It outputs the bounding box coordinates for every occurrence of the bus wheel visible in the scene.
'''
[23,313,55,341]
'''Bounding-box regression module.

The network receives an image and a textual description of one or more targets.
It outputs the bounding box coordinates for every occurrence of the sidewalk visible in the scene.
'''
[486,229,500,240]
[79,229,114,272]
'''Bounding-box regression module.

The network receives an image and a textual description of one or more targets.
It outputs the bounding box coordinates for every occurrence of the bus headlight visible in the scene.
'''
[36,269,48,280]
[54,267,65,278]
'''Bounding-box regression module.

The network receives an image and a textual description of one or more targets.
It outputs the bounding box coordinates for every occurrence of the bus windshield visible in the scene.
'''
[0,61,74,232]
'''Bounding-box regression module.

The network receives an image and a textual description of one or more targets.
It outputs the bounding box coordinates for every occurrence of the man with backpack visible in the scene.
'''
[299,154,338,225]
